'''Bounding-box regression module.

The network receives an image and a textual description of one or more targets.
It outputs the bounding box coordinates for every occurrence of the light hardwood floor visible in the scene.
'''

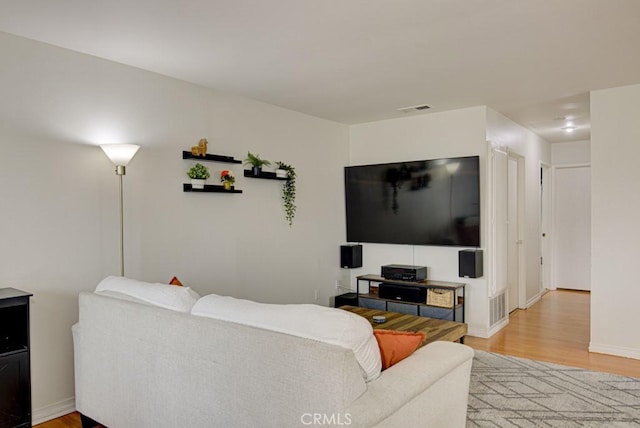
[35,412,84,428]
[35,289,640,427]
[464,289,640,378]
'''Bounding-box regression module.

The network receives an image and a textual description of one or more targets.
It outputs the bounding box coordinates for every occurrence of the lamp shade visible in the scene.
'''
[100,144,140,166]
[445,162,460,175]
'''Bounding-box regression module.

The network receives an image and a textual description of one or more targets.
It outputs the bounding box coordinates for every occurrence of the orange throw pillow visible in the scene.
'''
[169,276,184,286]
[373,330,426,370]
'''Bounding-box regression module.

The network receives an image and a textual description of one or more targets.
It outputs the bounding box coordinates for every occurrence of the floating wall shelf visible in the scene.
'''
[243,170,288,180]
[183,184,242,193]
[182,151,241,164]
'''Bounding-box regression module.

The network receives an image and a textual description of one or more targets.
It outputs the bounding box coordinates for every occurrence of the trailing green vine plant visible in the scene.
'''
[276,161,296,226]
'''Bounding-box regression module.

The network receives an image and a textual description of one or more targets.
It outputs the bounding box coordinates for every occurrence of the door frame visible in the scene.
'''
[487,143,508,300]
[540,161,552,292]
[508,151,526,310]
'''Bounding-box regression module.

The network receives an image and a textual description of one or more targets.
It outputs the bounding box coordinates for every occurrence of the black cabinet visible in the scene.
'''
[0,288,32,428]
[334,292,358,308]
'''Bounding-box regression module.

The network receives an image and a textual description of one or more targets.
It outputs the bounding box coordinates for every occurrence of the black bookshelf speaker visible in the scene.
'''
[459,249,483,278]
[340,244,362,268]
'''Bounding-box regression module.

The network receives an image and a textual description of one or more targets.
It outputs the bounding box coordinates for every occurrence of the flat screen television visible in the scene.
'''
[344,156,480,247]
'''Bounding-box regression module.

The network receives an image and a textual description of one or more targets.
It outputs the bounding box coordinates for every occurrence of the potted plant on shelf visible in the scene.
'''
[276,161,296,226]
[187,163,210,189]
[244,151,271,176]
[275,165,288,178]
[220,169,235,190]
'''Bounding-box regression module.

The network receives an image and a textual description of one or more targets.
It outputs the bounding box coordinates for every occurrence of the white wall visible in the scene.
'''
[590,83,640,359]
[552,140,590,165]
[349,106,489,336]
[486,109,551,306]
[125,92,349,305]
[0,32,349,421]
[0,130,105,417]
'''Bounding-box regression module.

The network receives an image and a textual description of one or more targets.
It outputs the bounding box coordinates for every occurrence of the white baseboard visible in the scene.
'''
[467,317,509,339]
[487,317,509,337]
[589,343,640,360]
[467,326,488,338]
[33,396,76,425]
[525,292,542,309]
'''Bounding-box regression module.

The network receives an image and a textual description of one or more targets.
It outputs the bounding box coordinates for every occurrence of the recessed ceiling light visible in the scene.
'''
[562,126,576,133]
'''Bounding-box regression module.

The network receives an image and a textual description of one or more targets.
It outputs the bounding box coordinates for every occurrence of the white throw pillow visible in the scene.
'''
[191,294,381,382]
[95,276,200,313]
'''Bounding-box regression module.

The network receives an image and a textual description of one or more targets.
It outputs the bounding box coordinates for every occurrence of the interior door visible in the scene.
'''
[490,147,508,300]
[540,164,551,290]
[553,165,591,291]
[507,156,520,312]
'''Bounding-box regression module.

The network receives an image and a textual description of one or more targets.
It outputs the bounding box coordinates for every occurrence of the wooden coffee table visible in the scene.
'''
[340,305,467,346]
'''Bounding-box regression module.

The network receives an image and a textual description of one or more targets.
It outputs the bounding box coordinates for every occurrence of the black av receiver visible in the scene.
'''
[381,264,427,282]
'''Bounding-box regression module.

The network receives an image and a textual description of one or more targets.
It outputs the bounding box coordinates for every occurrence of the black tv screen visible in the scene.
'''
[345,156,480,247]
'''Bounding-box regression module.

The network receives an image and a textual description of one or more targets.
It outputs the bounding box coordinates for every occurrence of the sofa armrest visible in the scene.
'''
[345,341,474,428]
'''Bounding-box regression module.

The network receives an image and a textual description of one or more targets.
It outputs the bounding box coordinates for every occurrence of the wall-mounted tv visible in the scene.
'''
[344,156,480,247]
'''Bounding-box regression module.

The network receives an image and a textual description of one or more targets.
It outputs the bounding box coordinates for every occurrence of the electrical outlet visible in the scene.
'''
[335,280,341,289]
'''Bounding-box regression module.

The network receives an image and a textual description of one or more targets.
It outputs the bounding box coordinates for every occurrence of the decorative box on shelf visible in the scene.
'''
[426,289,454,308]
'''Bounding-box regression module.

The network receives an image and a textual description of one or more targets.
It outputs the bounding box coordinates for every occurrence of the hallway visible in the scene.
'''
[465,290,640,378]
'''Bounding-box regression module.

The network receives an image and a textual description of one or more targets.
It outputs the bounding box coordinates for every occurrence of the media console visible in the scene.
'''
[355,274,465,323]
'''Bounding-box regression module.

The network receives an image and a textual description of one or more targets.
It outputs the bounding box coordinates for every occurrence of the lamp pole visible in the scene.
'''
[116,165,126,276]
[101,144,140,277]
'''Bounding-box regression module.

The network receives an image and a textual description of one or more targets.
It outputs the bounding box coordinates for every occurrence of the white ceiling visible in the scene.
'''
[1,0,639,143]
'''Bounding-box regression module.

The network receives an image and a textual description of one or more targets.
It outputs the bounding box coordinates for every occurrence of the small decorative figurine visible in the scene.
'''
[191,138,208,157]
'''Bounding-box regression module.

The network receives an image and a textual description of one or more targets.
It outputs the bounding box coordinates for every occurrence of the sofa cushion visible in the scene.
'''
[191,294,381,382]
[373,330,426,369]
[95,276,200,312]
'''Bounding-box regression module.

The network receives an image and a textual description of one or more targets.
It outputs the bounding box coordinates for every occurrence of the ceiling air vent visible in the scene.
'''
[397,104,431,113]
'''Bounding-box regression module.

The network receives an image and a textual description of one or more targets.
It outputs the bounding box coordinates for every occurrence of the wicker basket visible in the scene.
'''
[427,289,454,308]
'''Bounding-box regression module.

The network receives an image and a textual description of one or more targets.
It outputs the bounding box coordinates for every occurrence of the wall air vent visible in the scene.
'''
[397,104,431,113]
[489,292,506,327]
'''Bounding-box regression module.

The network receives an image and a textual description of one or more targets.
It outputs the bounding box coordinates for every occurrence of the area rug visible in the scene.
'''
[467,351,640,427]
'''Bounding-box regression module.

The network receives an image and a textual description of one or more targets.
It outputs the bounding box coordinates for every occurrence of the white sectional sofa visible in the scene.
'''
[73,279,474,428]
